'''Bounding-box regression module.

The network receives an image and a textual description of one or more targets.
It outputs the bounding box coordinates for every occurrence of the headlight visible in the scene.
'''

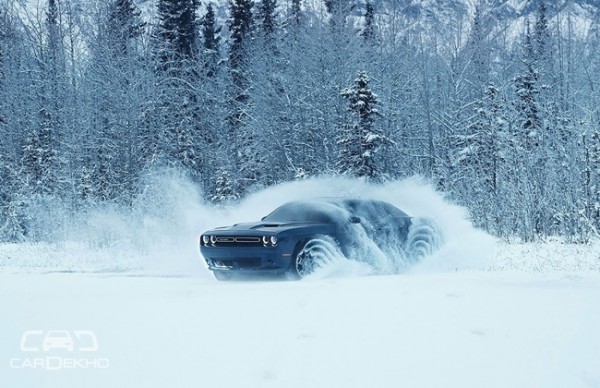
[210,235,217,244]
[262,235,277,246]
[202,235,210,245]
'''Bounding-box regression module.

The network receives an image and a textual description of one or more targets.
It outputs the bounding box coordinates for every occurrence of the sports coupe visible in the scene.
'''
[199,198,437,280]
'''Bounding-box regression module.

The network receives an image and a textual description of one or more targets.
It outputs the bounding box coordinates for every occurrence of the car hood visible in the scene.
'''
[207,221,323,235]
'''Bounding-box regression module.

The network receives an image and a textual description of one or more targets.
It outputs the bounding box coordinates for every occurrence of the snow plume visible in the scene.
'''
[0,170,495,277]
[0,168,214,275]
[233,176,495,276]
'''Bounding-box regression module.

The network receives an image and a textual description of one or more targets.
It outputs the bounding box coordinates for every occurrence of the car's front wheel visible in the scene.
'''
[292,236,342,278]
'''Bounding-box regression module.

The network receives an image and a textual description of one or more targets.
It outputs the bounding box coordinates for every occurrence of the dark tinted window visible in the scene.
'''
[263,202,334,223]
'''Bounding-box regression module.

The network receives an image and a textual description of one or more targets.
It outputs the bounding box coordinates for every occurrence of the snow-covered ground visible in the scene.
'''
[1,269,599,388]
[1,176,599,388]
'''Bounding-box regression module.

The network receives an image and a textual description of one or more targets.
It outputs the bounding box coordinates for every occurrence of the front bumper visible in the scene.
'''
[199,242,295,274]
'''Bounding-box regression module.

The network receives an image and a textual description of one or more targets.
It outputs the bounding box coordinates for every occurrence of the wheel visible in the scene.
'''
[405,218,442,260]
[212,271,232,281]
[293,236,342,278]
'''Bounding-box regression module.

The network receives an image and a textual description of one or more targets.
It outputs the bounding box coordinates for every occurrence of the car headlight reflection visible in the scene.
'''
[262,235,278,247]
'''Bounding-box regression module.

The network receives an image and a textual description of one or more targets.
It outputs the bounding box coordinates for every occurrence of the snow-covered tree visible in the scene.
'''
[152,0,204,177]
[455,83,509,233]
[337,71,384,180]
[201,3,221,77]
[325,0,353,31]
[23,0,83,204]
[227,0,256,194]
[22,111,58,196]
[83,0,148,201]
[228,0,254,113]
[156,0,200,64]
[0,152,26,242]
[107,0,145,56]
[21,0,67,197]
[361,1,375,41]
[211,168,239,204]
[509,5,557,239]
[258,0,277,39]
[290,0,302,26]
[0,6,31,241]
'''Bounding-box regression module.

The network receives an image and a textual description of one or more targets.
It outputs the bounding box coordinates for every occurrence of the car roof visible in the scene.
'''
[268,198,409,218]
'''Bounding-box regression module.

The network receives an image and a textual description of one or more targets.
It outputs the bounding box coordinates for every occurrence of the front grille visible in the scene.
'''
[212,236,264,247]
[234,237,261,243]
[212,258,262,268]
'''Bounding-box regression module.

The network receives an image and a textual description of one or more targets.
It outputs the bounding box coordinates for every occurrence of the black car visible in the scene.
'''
[199,198,439,280]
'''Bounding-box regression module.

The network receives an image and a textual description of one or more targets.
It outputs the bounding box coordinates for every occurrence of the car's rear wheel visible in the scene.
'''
[405,217,442,260]
[293,236,341,278]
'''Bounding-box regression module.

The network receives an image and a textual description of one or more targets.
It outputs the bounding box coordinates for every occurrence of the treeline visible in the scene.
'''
[0,0,599,242]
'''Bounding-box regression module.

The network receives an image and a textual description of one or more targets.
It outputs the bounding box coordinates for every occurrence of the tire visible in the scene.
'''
[405,218,442,260]
[292,236,342,278]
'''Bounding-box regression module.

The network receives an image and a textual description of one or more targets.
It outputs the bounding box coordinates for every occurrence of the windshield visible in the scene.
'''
[263,202,335,223]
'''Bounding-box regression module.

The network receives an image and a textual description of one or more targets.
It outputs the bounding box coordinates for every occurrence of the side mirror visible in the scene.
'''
[349,216,361,224]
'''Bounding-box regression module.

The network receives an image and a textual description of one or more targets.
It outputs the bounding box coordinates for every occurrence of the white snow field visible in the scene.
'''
[1,176,600,388]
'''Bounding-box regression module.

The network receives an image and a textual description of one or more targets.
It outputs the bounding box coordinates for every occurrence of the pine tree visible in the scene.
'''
[85,0,147,202]
[153,0,203,176]
[0,151,26,242]
[22,109,57,195]
[582,130,600,234]
[511,11,554,239]
[107,0,145,56]
[514,21,541,149]
[258,0,277,39]
[78,165,93,202]
[0,6,27,241]
[201,3,221,77]
[227,0,254,128]
[227,0,256,193]
[361,1,375,41]
[46,0,61,66]
[337,71,384,180]
[0,8,4,80]
[290,0,302,26]
[468,5,490,88]
[22,0,65,197]
[156,0,200,65]
[0,7,6,125]
[325,0,353,30]
[455,83,509,233]
[534,2,550,65]
[179,0,200,60]
[228,0,254,76]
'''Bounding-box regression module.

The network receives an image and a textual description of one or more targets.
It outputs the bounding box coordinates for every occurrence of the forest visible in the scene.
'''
[0,0,599,243]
